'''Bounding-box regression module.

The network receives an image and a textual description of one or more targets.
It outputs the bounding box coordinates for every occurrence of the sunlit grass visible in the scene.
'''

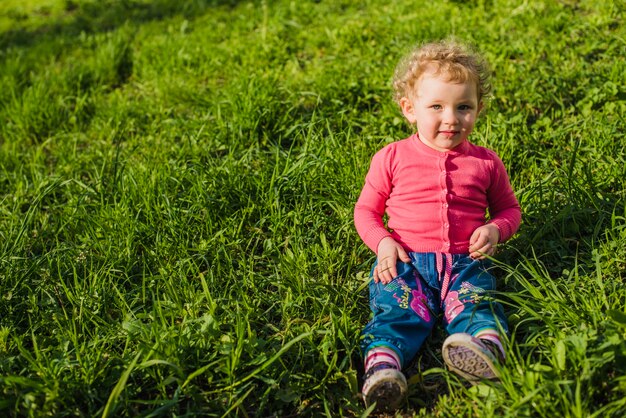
[1,0,625,416]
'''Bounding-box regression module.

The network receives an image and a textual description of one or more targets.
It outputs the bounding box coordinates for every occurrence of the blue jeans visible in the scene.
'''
[360,252,508,367]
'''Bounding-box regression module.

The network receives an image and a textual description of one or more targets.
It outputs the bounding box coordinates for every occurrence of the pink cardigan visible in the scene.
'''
[354,134,521,254]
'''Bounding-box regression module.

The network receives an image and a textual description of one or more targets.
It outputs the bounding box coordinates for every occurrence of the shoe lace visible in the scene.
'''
[479,339,505,362]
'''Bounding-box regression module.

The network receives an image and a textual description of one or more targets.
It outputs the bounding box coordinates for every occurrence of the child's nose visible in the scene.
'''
[442,109,459,124]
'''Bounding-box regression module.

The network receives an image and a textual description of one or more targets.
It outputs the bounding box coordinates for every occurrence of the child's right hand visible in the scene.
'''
[374,237,411,284]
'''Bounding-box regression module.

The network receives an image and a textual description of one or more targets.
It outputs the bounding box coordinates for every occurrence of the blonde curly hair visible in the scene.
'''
[392,40,491,105]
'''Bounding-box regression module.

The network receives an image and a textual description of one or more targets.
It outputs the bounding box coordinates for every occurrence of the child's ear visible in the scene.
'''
[400,97,417,124]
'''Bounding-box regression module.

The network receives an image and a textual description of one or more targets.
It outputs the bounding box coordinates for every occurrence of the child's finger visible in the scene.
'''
[381,266,393,284]
[373,264,382,283]
[471,242,494,259]
[469,234,488,253]
[389,263,398,280]
[470,250,486,260]
[397,247,411,263]
[373,262,383,283]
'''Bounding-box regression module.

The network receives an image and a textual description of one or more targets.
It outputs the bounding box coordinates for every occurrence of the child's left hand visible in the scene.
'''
[469,224,500,259]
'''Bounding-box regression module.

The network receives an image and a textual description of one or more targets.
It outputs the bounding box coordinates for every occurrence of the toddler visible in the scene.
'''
[354,40,521,411]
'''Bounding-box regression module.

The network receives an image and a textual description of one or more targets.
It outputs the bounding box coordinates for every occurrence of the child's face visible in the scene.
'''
[400,71,482,152]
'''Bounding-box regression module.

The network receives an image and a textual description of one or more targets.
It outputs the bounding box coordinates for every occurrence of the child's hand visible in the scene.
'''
[469,224,500,259]
[374,237,411,284]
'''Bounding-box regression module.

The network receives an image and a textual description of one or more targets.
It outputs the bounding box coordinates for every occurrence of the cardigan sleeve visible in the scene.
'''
[486,153,522,243]
[354,146,394,254]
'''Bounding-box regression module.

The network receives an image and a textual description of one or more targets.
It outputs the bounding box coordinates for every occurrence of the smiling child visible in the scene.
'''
[354,40,521,411]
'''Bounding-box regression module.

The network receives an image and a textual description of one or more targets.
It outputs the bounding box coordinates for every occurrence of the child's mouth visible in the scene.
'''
[439,131,459,138]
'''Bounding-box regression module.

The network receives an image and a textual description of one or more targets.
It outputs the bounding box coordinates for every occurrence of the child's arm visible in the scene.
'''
[354,148,394,252]
[354,146,409,283]
[471,152,521,259]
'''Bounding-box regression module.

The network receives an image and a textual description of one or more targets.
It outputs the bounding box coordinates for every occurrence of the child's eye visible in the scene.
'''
[458,104,472,110]
[431,105,442,110]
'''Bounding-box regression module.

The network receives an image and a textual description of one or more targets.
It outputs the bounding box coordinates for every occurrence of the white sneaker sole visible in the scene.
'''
[442,333,499,382]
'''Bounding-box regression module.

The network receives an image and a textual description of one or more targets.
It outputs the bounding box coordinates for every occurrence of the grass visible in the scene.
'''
[1,0,625,416]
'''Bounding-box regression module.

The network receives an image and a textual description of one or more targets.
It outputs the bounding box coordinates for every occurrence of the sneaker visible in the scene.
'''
[362,362,407,411]
[442,333,503,382]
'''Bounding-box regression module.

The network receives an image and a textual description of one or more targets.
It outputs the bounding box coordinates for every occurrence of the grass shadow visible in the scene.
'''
[0,0,245,51]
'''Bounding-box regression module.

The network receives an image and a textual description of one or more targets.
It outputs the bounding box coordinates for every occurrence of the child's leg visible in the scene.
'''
[442,255,508,344]
[360,259,437,410]
[361,260,437,369]
[441,255,508,381]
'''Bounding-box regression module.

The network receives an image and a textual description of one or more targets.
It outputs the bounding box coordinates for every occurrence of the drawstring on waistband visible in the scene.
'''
[436,253,453,307]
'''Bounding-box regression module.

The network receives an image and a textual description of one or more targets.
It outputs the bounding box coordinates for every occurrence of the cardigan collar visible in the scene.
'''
[410,133,469,157]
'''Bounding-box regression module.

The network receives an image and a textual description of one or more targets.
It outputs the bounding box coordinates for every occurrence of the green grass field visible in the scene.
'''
[1,0,625,416]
